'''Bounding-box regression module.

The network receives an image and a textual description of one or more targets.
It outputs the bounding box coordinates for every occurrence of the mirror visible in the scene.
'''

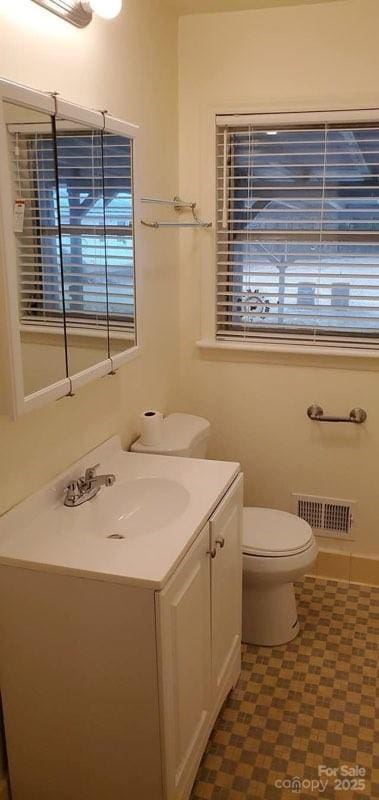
[54,117,109,374]
[0,80,139,416]
[102,130,136,358]
[3,100,67,397]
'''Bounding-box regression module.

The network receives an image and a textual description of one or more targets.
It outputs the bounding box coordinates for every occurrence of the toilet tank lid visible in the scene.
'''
[131,413,210,454]
[243,507,313,556]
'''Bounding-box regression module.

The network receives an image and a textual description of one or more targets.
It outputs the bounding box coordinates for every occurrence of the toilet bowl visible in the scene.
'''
[242,508,317,646]
[131,413,318,647]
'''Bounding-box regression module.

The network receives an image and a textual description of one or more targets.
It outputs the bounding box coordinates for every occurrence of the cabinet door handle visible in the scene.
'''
[216,537,225,549]
[207,547,217,559]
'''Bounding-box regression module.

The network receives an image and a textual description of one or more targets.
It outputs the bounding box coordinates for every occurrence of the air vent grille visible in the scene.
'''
[293,494,356,540]
[298,499,323,529]
[324,503,351,533]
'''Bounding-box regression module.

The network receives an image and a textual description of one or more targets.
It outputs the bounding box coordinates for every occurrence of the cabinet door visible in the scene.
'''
[156,524,211,800]
[210,474,243,701]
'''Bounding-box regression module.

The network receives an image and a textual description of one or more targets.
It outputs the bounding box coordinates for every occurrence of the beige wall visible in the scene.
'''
[0,0,179,514]
[178,0,379,558]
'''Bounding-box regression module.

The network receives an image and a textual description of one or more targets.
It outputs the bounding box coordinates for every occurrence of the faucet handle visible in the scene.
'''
[84,464,100,483]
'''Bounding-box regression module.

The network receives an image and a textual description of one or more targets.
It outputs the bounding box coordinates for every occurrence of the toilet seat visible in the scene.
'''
[243,507,313,558]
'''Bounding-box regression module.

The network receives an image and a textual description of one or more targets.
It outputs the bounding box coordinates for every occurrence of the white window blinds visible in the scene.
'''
[9,125,134,334]
[216,115,379,350]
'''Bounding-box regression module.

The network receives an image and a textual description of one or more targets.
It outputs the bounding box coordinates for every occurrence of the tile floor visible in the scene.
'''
[191,577,379,800]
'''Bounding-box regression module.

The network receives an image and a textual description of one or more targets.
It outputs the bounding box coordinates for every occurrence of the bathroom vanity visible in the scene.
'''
[0,437,243,800]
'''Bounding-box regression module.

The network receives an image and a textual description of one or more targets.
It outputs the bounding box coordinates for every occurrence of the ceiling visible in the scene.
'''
[167,0,345,15]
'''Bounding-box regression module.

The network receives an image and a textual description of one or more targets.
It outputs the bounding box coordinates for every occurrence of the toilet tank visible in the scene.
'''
[131,413,210,458]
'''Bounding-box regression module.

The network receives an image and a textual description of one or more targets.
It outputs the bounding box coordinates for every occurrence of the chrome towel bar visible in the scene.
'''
[141,196,194,208]
[141,195,212,229]
[307,405,367,424]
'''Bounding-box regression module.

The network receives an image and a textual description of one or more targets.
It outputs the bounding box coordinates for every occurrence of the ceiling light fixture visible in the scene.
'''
[31,0,123,27]
[32,0,92,27]
[88,0,122,19]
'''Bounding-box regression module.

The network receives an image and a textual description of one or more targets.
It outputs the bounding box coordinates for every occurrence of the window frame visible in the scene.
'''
[197,105,379,363]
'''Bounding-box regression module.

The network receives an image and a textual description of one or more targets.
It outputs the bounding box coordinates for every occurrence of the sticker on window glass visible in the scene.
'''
[13,199,25,233]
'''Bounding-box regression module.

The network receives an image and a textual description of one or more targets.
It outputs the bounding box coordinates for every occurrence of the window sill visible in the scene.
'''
[196,338,379,370]
[20,324,135,342]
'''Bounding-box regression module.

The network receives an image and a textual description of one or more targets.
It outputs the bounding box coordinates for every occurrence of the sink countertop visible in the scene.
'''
[0,436,240,589]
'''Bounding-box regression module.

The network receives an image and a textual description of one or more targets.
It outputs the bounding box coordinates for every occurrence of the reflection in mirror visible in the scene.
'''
[4,101,67,397]
[103,131,136,357]
[54,118,109,374]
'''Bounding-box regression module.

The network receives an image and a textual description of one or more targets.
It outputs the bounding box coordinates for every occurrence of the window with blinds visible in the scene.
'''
[9,126,134,334]
[216,117,379,350]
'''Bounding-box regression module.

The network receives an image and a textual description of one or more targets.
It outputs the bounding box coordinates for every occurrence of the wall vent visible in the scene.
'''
[292,494,356,540]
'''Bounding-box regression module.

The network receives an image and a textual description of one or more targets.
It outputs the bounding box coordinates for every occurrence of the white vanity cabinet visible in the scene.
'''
[157,473,243,800]
[209,476,243,703]
[0,443,243,800]
[157,524,212,800]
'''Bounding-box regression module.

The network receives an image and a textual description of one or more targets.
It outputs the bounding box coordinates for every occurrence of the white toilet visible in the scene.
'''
[242,508,317,646]
[131,413,318,647]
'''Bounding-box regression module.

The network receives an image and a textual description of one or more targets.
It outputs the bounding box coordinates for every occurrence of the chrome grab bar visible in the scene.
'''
[307,405,367,424]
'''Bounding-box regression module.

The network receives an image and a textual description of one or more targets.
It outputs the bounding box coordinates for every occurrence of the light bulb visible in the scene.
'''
[89,0,122,19]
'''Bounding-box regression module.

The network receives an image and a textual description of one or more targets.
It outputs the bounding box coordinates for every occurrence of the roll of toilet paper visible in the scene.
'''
[140,410,164,446]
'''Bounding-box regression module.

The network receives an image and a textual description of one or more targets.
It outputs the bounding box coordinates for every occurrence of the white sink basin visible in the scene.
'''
[101,478,190,538]
[0,436,240,588]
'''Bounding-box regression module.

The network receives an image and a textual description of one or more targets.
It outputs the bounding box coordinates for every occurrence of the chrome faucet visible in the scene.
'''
[64,464,116,507]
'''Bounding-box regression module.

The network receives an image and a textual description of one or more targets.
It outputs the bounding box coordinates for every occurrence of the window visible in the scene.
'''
[216,115,379,351]
[10,126,134,334]
[297,283,315,306]
[331,283,350,308]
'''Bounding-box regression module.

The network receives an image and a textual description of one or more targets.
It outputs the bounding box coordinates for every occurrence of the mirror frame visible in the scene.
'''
[0,79,141,418]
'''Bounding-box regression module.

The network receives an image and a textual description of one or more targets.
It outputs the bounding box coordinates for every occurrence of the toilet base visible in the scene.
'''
[242,580,299,646]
